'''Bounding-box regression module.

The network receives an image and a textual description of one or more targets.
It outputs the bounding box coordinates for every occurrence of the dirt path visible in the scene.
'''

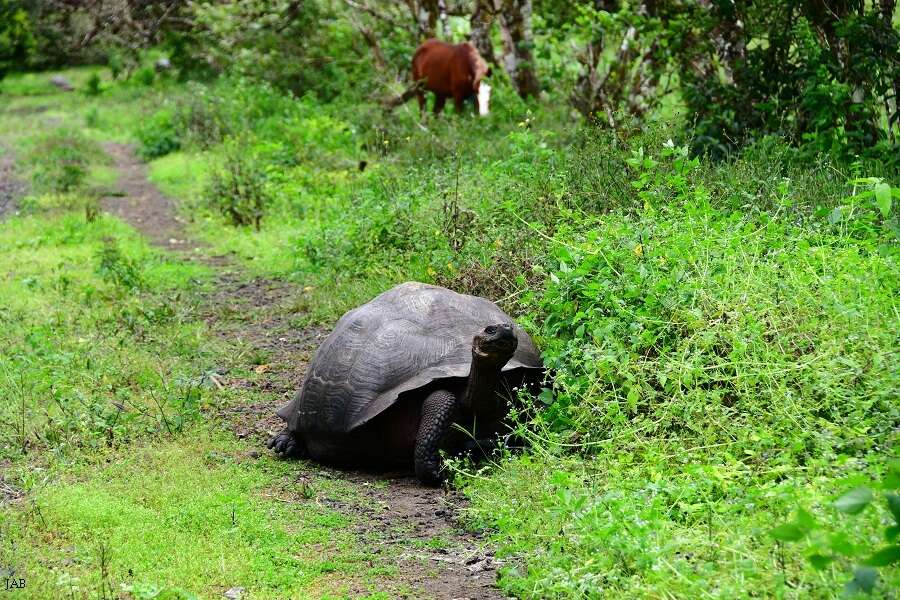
[100,144,506,600]
[0,142,27,220]
[100,142,199,252]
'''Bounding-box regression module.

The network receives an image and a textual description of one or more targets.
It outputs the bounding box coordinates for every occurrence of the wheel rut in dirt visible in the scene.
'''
[101,143,506,599]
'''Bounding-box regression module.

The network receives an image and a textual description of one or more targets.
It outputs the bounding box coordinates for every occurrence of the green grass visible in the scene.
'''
[0,199,402,598]
[2,431,372,599]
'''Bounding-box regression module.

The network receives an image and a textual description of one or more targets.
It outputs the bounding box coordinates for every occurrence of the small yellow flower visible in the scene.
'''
[633,244,643,257]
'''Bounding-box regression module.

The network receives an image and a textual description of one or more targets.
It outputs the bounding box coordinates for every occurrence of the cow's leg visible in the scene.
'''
[433,95,447,116]
[453,93,466,114]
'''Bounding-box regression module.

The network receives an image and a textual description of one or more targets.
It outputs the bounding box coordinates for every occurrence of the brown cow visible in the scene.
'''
[411,39,492,116]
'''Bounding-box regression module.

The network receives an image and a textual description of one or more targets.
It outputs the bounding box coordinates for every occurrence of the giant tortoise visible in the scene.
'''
[268,282,543,484]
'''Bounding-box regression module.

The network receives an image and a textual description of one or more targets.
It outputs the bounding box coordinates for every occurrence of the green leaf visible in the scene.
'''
[828,532,860,557]
[796,507,818,532]
[887,494,900,524]
[884,462,900,490]
[770,522,804,542]
[862,545,900,567]
[834,486,873,515]
[808,554,834,570]
[828,206,843,224]
[873,182,892,217]
[843,566,878,597]
[885,526,900,542]
[538,388,555,406]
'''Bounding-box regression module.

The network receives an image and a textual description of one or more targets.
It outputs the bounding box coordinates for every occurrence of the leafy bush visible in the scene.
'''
[0,0,34,82]
[168,0,360,100]
[84,72,101,96]
[25,128,103,193]
[95,239,143,291]
[672,1,900,162]
[450,136,898,598]
[532,143,897,453]
[132,65,155,87]
[135,108,181,160]
[204,138,270,230]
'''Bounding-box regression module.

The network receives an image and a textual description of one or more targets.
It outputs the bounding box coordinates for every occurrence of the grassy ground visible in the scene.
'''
[1,66,898,598]
[0,175,386,598]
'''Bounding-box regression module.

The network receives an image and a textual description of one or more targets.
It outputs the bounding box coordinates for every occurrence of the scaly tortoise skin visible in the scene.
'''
[268,282,543,484]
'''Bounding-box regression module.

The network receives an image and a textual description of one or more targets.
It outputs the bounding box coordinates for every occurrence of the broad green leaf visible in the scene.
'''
[808,554,834,570]
[828,206,843,224]
[538,388,555,406]
[884,462,900,490]
[887,494,900,524]
[834,486,873,515]
[873,182,892,217]
[828,532,859,557]
[770,522,804,542]
[796,507,818,532]
[885,526,900,542]
[863,545,900,567]
[843,566,878,597]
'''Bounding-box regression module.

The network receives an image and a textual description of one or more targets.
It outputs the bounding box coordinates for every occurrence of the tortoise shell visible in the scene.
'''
[277,282,543,434]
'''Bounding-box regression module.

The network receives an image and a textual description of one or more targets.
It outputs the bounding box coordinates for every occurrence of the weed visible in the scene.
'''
[132,66,155,87]
[25,128,103,193]
[95,239,143,291]
[204,137,270,230]
[135,108,181,160]
[85,73,102,96]
[770,462,900,596]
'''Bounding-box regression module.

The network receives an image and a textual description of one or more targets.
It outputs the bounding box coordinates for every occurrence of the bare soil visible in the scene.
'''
[0,143,27,220]
[101,144,506,599]
[100,142,200,252]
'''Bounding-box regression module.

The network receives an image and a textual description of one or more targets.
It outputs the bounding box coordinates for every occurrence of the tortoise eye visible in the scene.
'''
[485,326,497,334]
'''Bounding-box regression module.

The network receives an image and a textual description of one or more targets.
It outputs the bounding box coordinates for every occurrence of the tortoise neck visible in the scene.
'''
[461,351,506,413]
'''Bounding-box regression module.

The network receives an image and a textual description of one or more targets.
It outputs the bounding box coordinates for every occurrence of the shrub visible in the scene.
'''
[95,239,143,291]
[26,128,102,193]
[167,0,361,100]
[0,0,34,82]
[204,138,270,230]
[673,1,900,162]
[132,65,155,87]
[135,109,181,160]
[84,72,101,96]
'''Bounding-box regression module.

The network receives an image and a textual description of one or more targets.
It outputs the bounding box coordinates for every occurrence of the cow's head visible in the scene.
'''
[477,81,491,116]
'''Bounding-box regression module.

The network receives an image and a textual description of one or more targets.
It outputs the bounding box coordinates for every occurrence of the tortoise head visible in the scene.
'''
[472,323,517,365]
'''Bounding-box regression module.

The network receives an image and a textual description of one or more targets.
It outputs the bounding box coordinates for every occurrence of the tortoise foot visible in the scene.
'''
[267,429,306,458]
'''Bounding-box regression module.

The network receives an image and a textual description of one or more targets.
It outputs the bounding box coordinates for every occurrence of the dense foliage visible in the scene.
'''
[8,1,898,161]
[0,0,34,81]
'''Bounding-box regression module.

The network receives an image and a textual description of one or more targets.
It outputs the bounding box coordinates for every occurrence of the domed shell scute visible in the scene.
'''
[278,282,542,434]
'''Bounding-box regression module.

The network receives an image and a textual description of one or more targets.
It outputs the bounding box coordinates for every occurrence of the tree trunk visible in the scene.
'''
[405,0,439,39]
[470,0,498,65]
[499,0,540,98]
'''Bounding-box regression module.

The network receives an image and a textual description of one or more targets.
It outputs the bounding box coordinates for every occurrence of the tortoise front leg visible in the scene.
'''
[267,429,307,458]
[414,390,457,485]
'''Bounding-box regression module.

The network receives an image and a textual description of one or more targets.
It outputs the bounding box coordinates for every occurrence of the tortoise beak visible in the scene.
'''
[476,323,517,356]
